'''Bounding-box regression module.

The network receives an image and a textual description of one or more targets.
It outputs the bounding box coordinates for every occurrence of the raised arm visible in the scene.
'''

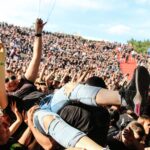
[45,69,56,86]
[77,68,90,83]
[25,18,46,82]
[0,42,8,109]
[9,101,23,136]
[38,64,47,82]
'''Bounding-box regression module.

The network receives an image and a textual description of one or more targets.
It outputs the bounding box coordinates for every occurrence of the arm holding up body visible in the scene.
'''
[0,42,8,109]
[25,19,46,82]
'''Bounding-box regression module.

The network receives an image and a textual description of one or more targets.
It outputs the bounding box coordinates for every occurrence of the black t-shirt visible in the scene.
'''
[5,78,45,139]
[8,76,37,99]
[7,77,45,111]
[117,113,134,130]
[59,103,110,147]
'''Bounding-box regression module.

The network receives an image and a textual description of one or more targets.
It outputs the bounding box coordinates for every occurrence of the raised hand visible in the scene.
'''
[11,101,22,122]
[35,18,47,34]
[64,82,78,97]
[122,127,135,146]
[22,110,28,124]
[27,105,39,127]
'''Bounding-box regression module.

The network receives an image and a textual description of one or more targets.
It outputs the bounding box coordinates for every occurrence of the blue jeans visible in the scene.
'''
[33,84,101,148]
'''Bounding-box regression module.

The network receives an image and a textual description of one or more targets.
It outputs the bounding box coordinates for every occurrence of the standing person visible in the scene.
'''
[0,18,46,110]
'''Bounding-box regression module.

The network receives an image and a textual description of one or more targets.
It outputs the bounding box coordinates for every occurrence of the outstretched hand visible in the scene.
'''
[35,18,47,34]
[11,101,22,122]
[27,105,39,127]
[122,127,135,146]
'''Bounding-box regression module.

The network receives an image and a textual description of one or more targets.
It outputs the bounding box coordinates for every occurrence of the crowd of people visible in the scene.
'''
[0,18,150,150]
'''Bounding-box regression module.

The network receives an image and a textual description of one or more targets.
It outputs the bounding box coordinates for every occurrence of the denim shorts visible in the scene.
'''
[48,84,101,113]
[33,84,101,148]
[33,108,86,148]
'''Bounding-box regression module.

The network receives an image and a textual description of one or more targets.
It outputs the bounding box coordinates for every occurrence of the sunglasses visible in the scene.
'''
[5,76,16,83]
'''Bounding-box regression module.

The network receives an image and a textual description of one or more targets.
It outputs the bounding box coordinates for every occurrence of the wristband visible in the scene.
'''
[35,33,42,37]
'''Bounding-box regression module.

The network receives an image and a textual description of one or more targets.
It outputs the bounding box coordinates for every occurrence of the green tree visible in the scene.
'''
[128,39,150,54]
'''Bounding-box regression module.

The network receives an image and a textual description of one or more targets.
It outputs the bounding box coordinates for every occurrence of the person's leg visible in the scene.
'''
[46,65,149,117]
[33,109,103,149]
[63,83,121,106]
[96,89,121,106]
[62,66,149,115]
[119,66,150,115]
[33,109,81,145]
[46,83,121,114]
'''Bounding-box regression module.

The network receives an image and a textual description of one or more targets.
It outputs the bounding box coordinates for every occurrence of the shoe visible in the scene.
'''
[119,66,150,116]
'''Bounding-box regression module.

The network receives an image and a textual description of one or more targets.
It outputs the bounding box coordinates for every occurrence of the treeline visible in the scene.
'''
[128,39,150,54]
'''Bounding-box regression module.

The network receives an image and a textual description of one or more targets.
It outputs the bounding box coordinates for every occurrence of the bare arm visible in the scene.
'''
[18,127,32,146]
[25,19,46,82]
[28,139,40,150]
[0,43,8,109]
[45,69,56,86]
[77,69,90,83]
[38,64,47,82]
[9,101,22,136]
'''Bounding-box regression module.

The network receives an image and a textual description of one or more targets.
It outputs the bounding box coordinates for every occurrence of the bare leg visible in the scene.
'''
[75,136,103,150]
[64,82,121,107]
[96,89,121,106]
[43,115,103,150]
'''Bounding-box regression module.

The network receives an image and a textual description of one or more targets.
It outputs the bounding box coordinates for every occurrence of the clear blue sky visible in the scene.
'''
[1,0,150,43]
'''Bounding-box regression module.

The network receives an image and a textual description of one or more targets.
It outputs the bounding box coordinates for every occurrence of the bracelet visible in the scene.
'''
[35,33,42,37]
[0,62,4,66]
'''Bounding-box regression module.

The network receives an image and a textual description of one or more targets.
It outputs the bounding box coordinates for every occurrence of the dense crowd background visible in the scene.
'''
[0,22,149,93]
[0,21,150,150]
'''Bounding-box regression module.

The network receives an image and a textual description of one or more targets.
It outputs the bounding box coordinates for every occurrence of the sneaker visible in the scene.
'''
[119,66,150,116]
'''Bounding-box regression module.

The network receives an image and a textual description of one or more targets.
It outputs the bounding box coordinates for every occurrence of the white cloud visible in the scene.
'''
[133,0,150,4]
[107,24,131,35]
[0,0,38,25]
[135,8,148,15]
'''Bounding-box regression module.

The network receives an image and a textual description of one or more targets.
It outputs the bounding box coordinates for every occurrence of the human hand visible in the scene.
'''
[11,101,22,122]
[22,110,28,124]
[35,18,46,34]
[27,105,39,127]
[122,127,135,146]
[64,82,78,97]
